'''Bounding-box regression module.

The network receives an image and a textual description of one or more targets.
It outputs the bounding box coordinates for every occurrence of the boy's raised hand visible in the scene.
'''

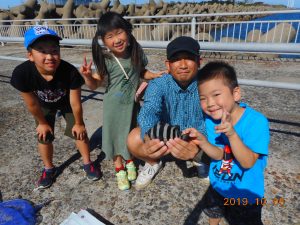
[80,56,93,78]
[215,108,235,137]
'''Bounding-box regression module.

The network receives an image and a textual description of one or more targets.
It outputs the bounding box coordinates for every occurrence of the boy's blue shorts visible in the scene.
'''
[202,185,263,225]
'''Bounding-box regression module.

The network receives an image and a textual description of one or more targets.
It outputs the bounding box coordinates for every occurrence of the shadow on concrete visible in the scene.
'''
[0,80,10,84]
[268,118,300,137]
[175,160,199,178]
[183,189,206,225]
[55,126,105,178]
[270,128,300,137]
[0,74,11,84]
[183,182,265,225]
[268,118,300,127]
[56,150,82,177]
[86,208,114,225]
[81,89,104,103]
[162,155,199,178]
[90,126,103,151]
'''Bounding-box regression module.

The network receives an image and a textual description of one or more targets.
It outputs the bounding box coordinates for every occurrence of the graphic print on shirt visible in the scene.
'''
[212,144,245,183]
[219,145,234,176]
[35,89,66,103]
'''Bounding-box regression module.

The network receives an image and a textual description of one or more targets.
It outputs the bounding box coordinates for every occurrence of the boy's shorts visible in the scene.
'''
[202,185,263,225]
[35,107,75,144]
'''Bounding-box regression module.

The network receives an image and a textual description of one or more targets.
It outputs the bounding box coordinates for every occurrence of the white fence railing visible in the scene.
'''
[0,10,300,54]
[1,55,299,90]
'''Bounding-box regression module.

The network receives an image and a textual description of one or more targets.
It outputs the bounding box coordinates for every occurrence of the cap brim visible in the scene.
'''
[168,48,199,60]
[27,34,62,49]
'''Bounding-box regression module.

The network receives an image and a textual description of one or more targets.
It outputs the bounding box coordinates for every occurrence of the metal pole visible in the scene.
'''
[191,17,196,39]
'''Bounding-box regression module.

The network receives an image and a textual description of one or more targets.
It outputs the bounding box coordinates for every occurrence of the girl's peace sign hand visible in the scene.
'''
[80,56,93,78]
[215,107,235,137]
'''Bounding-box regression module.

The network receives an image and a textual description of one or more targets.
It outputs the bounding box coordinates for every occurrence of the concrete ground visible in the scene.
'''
[0,44,299,225]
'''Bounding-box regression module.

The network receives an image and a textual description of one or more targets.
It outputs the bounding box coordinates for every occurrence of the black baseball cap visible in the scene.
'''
[167,36,200,60]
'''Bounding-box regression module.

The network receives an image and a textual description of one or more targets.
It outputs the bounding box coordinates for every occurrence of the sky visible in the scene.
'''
[0,0,299,10]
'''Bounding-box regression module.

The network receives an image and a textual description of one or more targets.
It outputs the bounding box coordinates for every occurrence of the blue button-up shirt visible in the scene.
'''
[138,74,206,139]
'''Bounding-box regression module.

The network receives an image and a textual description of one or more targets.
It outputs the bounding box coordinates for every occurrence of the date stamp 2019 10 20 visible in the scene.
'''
[224,197,285,206]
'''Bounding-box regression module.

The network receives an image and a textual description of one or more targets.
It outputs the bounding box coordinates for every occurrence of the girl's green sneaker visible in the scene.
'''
[126,161,137,181]
[116,170,130,191]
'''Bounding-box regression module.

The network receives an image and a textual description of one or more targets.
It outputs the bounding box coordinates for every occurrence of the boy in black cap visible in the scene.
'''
[127,36,209,190]
[10,26,100,189]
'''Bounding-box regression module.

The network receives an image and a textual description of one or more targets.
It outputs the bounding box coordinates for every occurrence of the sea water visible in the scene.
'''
[212,12,300,58]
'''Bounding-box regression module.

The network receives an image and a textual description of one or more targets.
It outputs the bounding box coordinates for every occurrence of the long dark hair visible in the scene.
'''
[92,12,144,77]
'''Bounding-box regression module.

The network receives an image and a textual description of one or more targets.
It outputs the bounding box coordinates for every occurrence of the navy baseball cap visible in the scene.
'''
[167,36,200,60]
[24,26,62,49]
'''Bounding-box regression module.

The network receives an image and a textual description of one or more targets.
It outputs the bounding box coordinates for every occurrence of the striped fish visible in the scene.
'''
[146,122,181,143]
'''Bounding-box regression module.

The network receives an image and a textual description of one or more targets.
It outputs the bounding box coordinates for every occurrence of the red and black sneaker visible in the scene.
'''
[83,162,101,181]
[36,167,57,189]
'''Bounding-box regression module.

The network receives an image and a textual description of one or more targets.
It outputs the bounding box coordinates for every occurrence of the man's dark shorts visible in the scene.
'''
[35,107,75,144]
[202,185,263,225]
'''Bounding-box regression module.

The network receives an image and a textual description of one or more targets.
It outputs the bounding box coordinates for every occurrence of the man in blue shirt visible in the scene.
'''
[127,36,209,190]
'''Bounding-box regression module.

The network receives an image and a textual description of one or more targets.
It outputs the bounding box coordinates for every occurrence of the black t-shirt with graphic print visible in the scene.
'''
[11,60,84,110]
